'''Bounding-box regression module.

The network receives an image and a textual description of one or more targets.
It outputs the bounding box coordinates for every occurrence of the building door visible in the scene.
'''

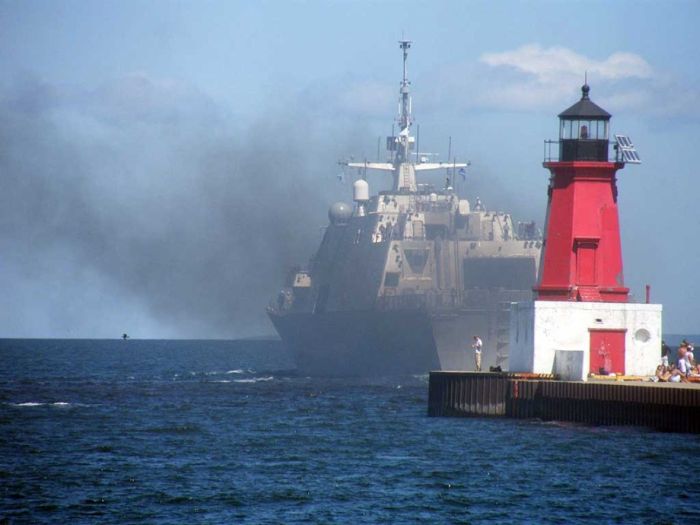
[589,329,626,375]
[574,238,598,286]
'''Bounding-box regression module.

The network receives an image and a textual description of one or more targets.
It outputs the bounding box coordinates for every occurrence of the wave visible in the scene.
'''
[8,401,74,407]
[185,368,254,377]
[233,376,274,384]
[171,368,292,383]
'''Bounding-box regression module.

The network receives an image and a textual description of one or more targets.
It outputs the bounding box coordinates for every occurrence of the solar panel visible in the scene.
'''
[614,134,641,164]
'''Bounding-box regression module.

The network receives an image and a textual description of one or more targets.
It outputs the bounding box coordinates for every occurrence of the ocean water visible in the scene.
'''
[2,338,700,524]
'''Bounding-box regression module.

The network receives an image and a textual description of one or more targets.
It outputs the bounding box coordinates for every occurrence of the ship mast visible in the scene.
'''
[340,41,468,193]
[396,39,412,166]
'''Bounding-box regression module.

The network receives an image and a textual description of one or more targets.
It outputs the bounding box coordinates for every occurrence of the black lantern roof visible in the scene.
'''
[558,84,611,120]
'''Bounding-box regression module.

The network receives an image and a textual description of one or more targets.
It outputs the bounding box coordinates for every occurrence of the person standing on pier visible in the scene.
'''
[661,340,670,367]
[678,345,690,378]
[472,336,483,372]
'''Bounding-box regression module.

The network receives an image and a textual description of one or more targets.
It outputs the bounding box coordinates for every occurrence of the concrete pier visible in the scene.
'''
[428,371,700,433]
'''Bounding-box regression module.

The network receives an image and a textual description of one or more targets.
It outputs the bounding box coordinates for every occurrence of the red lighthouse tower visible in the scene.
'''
[535,84,628,303]
[509,83,661,381]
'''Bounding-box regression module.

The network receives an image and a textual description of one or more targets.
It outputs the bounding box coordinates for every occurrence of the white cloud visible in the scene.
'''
[464,44,656,112]
[481,44,652,84]
[299,44,699,128]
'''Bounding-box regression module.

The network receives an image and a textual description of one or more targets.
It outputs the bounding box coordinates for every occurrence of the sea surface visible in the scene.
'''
[2,338,700,524]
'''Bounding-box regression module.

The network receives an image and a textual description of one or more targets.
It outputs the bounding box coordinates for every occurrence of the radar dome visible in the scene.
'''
[328,202,352,225]
[353,179,369,202]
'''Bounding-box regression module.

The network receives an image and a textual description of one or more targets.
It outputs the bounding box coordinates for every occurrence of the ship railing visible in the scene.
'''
[376,288,534,311]
[375,290,462,311]
[376,292,428,311]
[414,201,452,213]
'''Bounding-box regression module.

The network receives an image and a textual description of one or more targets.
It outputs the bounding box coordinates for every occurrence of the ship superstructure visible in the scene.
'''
[267,42,541,375]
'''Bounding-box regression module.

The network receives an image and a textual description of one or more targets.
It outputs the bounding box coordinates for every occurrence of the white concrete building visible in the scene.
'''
[509,301,662,380]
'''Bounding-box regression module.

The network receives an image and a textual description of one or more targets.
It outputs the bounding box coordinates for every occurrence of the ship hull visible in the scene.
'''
[268,308,503,376]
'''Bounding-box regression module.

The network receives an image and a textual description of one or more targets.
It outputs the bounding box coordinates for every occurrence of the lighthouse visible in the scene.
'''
[535,84,628,303]
[509,85,662,380]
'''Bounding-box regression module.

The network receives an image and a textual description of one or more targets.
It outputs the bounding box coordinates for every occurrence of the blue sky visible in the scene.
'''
[1,0,698,337]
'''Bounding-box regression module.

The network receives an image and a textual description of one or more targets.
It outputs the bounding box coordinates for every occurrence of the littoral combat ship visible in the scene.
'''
[268,41,541,375]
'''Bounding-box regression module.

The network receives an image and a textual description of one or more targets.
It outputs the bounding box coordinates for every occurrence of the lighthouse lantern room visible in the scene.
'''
[558,83,610,162]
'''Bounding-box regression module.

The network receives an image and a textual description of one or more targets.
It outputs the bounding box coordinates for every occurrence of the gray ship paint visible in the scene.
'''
[268,43,542,375]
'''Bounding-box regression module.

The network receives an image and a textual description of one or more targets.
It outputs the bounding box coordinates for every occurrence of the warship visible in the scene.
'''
[268,41,542,375]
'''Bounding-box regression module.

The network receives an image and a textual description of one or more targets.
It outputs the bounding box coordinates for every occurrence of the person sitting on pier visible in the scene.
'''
[655,365,672,382]
[669,360,690,383]
[666,364,686,383]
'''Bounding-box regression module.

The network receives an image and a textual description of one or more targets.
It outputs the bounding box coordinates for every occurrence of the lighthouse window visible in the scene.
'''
[599,120,608,139]
[562,120,608,141]
[573,120,588,139]
[561,120,573,139]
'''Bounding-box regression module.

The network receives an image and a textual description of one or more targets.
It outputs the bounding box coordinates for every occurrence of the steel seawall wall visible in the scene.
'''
[428,372,700,433]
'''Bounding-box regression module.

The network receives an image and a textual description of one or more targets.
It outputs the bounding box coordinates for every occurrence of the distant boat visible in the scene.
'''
[122,333,129,340]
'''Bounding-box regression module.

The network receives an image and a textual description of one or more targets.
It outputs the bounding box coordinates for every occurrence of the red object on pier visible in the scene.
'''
[534,84,629,303]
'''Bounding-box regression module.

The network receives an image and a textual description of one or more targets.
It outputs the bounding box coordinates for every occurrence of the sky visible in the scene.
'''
[1,0,698,338]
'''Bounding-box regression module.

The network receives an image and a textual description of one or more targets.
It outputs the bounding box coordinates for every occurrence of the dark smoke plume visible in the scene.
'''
[0,72,364,338]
